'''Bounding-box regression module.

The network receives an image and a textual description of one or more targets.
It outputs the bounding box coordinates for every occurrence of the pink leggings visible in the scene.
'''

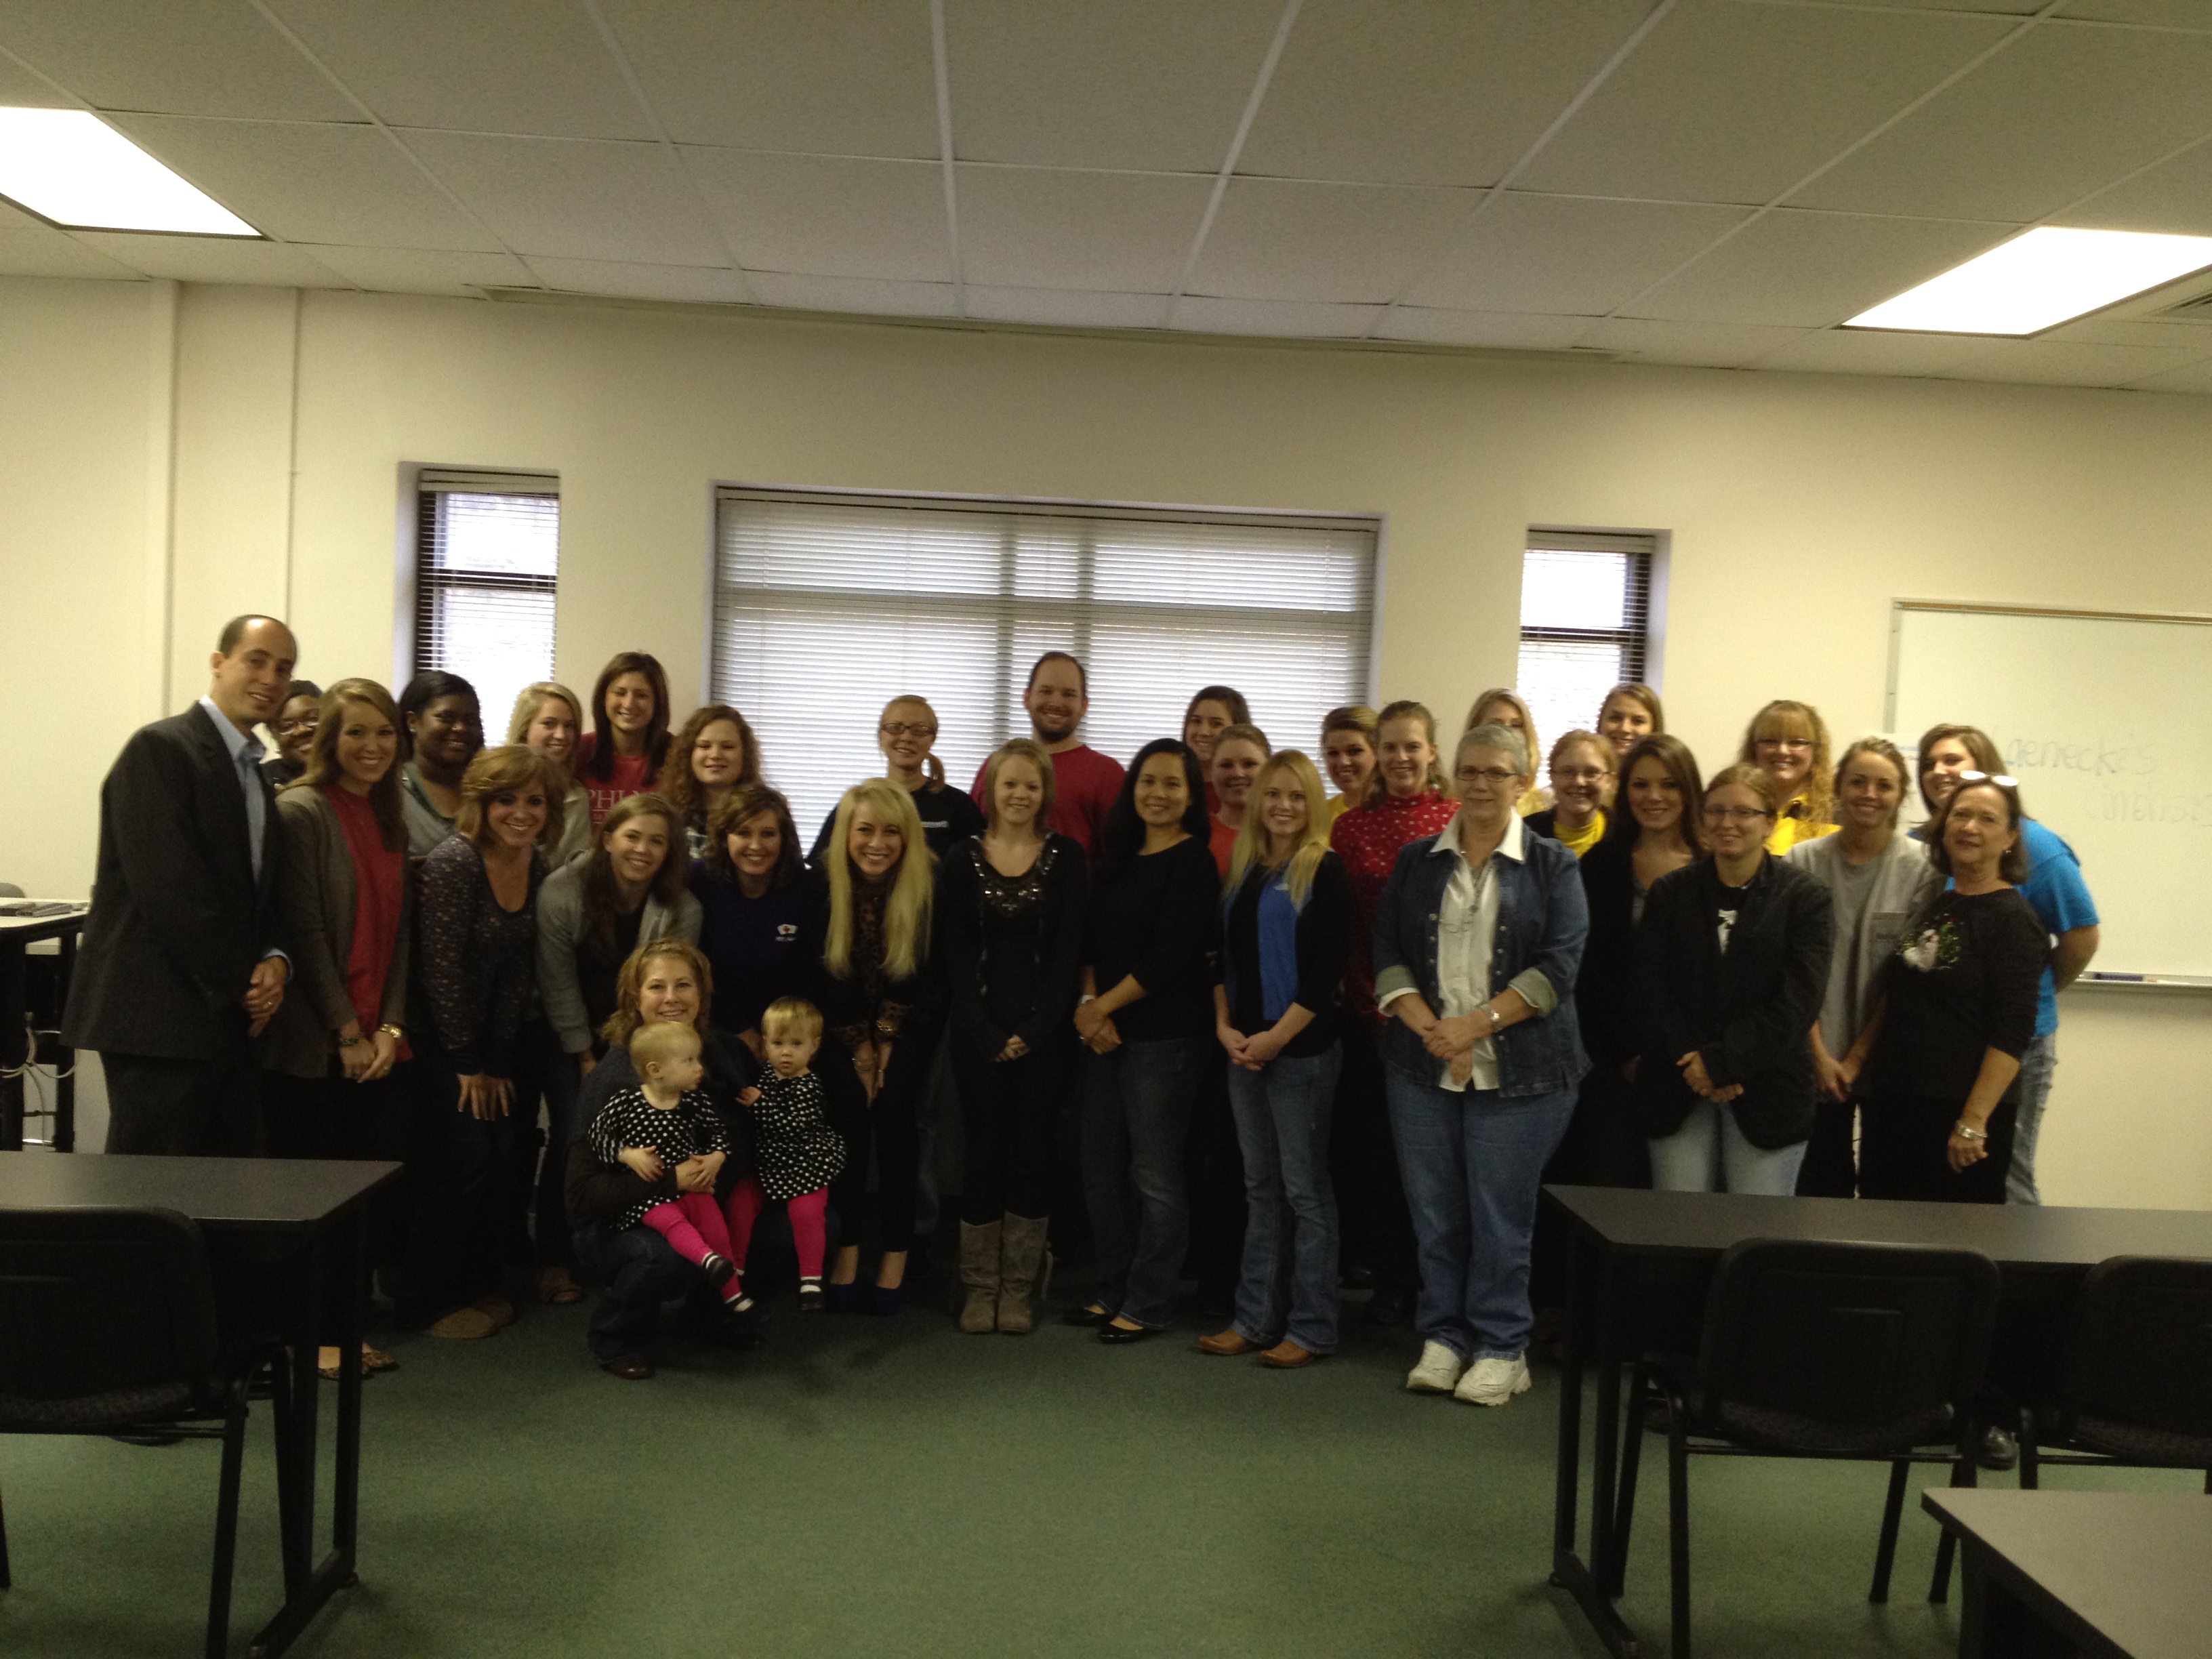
[640,1192,735,1273]
[725,1177,830,1280]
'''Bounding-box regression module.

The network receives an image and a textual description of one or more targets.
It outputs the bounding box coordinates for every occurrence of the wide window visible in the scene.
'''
[711,489,1378,832]
[1517,529,1656,759]
[411,470,560,736]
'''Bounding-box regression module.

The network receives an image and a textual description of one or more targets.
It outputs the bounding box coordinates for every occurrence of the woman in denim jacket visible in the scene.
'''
[1372,722,1590,1409]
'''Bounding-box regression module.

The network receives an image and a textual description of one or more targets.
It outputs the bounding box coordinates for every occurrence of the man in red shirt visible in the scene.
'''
[971,651,1124,855]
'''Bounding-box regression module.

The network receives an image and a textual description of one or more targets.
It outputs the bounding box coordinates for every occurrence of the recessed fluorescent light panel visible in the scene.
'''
[1847,226,2212,335]
[0,107,258,236]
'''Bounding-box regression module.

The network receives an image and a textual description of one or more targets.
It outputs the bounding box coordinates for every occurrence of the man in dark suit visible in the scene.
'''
[65,615,300,1155]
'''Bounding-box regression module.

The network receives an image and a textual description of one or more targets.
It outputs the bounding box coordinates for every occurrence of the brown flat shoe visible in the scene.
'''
[1260,1340,1321,1369]
[472,1293,518,1330]
[600,1354,653,1380]
[1197,1329,1260,1356]
[426,1307,498,1339]
[361,1345,398,1373]
[538,1267,585,1305]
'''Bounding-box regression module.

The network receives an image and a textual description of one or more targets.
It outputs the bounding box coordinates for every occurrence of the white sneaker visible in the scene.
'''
[1405,1340,1467,1393]
[1454,1353,1532,1407]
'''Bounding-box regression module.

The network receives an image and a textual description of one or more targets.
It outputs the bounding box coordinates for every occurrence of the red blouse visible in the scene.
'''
[1328,787,1458,1023]
[325,785,406,1048]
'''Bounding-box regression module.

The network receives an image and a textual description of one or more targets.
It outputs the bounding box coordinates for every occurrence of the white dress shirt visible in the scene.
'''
[1380,809,1528,1094]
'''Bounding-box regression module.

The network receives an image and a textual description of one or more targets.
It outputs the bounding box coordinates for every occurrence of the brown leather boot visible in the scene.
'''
[997,1214,1050,1334]
[958,1220,1002,1333]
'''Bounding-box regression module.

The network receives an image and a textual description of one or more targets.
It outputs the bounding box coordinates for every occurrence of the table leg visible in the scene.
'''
[1553,1221,1586,1568]
[333,1209,365,1572]
[1549,1221,1643,1658]
[1,939,24,1152]
[54,933,76,1151]
[1593,1258,1625,1599]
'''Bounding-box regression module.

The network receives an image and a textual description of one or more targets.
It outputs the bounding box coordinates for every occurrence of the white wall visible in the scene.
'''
[4,277,2207,1204]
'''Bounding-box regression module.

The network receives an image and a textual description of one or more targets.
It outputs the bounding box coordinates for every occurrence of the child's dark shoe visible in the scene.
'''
[798,1280,825,1313]
[699,1252,736,1290]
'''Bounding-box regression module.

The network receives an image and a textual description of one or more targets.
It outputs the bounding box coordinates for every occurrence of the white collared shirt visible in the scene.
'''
[1380,808,1526,1094]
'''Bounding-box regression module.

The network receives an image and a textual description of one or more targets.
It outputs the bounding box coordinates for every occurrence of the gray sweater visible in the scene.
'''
[264,785,411,1079]
[1786,830,1938,1061]
[534,850,703,1054]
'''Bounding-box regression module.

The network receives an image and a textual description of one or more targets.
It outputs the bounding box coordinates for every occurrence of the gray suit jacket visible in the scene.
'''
[262,786,413,1079]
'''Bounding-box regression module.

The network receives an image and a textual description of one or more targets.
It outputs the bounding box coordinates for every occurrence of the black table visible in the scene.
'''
[1922,1489,2212,1658]
[0,903,87,1151]
[0,1151,402,1656]
[1544,1185,2212,1659]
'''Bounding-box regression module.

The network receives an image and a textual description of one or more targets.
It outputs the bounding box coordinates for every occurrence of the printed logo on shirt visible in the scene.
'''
[775,923,798,943]
[1717,907,1739,954]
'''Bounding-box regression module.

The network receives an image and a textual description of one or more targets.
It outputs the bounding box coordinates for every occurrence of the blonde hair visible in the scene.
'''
[1226,750,1333,910]
[1466,689,1540,779]
[453,746,566,850]
[881,694,946,787]
[762,997,824,1045]
[981,737,1057,830]
[599,939,715,1050]
[506,682,585,747]
[1211,723,1272,772]
[1548,729,1614,775]
[824,777,934,980]
[1740,699,1835,825]
[629,1020,701,1076]
[1599,682,1664,733]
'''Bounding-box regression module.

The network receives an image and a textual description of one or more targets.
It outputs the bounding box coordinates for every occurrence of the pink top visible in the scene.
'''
[575,735,655,832]
[1329,787,1458,1024]
[971,742,1126,857]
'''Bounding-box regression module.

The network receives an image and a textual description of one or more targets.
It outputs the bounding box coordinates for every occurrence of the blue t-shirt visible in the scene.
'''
[2017,819,2098,1038]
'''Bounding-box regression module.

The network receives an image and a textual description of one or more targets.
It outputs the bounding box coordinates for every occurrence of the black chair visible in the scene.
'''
[2018,1254,2212,1494]
[0,1206,286,1659]
[1613,1238,2002,1659]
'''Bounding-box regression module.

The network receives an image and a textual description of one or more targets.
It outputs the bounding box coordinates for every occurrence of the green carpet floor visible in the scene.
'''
[1,1275,2197,1658]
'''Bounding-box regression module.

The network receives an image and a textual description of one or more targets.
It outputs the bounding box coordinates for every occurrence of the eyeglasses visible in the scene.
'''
[1455,767,1523,786]
[1958,770,2018,788]
[880,722,937,739]
[1700,804,1774,823]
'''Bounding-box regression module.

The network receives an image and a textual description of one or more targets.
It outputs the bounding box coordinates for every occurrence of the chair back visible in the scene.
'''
[0,1206,220,1401]
[2062,1256,2212,1441]
[1697,1239,2001,1435]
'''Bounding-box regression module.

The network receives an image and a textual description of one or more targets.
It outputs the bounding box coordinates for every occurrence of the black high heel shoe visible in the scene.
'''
[1097,1318,1152,1345]
[1062,1302,1112,1328]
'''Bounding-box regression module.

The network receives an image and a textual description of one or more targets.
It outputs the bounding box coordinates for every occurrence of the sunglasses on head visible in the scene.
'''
[1958,770,2018,789]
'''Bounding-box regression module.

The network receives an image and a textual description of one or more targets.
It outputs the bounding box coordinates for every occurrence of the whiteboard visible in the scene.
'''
[1888,601,2212,985]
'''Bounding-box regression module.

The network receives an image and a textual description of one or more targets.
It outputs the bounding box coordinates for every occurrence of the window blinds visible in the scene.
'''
[711,489,1378,834]
[413,470,560,738]
[1516,529,1656,760]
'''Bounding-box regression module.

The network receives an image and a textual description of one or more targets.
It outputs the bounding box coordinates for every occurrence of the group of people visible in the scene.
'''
[66,617,2099,1399]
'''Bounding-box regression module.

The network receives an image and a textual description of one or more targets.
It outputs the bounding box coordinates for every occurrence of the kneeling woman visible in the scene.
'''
[1373,723,1589,1407]
[1633,764,1833,1195]
[1857,773,2046,1204]
[1205,750,1351,1368]
[806,778,943,1312]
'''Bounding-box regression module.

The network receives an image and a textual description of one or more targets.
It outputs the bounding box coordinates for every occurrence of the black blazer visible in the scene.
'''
[1574,834,1639,1073]
[63,706,286,1061]
[1631,855,1832,1150]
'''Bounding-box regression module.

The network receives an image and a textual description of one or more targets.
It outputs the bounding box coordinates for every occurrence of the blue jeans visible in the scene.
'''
[1647,1098,1808,1195]
[534,1033,586,1270]
[1082,1036,1203,1328]
[1387,1071,1576,1361]
[2005,1032,2059,1206]
[572,1221,701,1365]
[1226,1044,1343,1354]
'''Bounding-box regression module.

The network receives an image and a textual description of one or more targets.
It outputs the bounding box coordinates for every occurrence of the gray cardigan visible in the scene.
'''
[535,850,703,1054]
[264,785,411,1080]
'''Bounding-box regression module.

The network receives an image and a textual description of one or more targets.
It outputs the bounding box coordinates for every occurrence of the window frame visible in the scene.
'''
[406,466,562,718]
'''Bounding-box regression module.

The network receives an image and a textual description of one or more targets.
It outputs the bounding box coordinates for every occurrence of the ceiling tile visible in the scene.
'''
[958,167,1210,293]
[1743,327,1980,378]
[0,222,144,279]
[1167,295,1384,337]
[2041,314,2212,348]
[964,286,1172,329]
[401,133,726,266]
[523,256,747,304]
[265,0,651,140]
[743,271,961,317]
[599,0,937,157]
[104,116,503,251]
[1866,0,2040,10]
[1578,316,1811,368]
[1517,3,2013,205]
[2123,359,2212,395]
[2061,1,2212,26]
[1793,25,2212,222]
[67,232,352,287]
[684,150,949,281]
[1626,209,2010,327]
[2065,140,2212,238]
[946,0,1282,171]
[303,245,536,295]
[1934,337,2212,387]
[0,0,356,121]
[1370,308,1593,350]
[0,48,72,104]
[1239,0,1650,188]
[1185,178,1469,302]
[1405,193,1750,316]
